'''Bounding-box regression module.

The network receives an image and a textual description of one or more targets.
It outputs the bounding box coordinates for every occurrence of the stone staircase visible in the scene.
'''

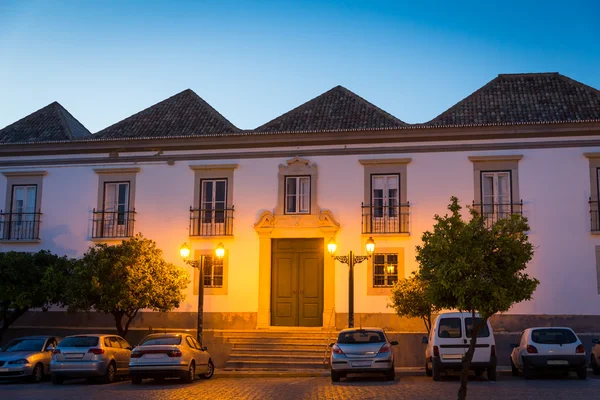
[216,328,336,371]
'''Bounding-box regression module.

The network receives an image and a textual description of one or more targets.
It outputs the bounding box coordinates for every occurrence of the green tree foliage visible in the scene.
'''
[0,250,71,343]
[67,234,189,337]
[417,197,538,400]
[389,272,438,334]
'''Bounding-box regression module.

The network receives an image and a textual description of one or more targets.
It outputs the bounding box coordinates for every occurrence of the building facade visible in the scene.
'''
[2,73,600,337]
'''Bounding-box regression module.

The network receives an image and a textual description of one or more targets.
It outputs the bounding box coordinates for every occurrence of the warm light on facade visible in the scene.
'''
[216,242,225,260]
[365,237,375,256]
[327,238,337,256]
[179,242,191,260]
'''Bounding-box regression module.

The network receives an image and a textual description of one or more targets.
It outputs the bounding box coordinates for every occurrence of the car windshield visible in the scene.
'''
[139,336,182,346]
[337,330,385,344]
[58,337,99,348]
[465,318,490,338]
[531,329,577,345]
[2,338,45,352]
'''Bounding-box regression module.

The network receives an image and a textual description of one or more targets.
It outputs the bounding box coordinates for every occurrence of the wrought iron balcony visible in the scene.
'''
[0,211,42,240]
[189,206,234,236]
[589,198,600,232]
[92,209,136,239]
[361,203,410,234]
[472,200,523,227]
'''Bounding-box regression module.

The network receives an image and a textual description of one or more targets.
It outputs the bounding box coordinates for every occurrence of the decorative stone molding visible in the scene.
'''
[93,167,141,174]
[276,156,319,215]
[1,171,47,177]
[254,209,340,235]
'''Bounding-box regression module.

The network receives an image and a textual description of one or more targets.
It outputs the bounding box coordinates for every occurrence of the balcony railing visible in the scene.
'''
[0,211,42,240]
[590,198,600,232]
[361,203,410,234]
[92,209,136,239]
[189,206,234,236]
[472,200,523,227]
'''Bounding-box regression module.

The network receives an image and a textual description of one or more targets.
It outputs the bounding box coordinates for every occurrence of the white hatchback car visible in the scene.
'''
[423,312,496,381]
[510,327,587,379]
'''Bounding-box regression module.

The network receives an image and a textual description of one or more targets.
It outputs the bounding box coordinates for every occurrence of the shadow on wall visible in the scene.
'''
[44,224,79,257]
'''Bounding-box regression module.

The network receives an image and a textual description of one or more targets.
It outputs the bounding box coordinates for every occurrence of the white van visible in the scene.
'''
[422,312,496,381]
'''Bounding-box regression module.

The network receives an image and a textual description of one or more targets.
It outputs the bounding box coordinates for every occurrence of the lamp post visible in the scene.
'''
[179,242,225,346]
[328,237,375,328]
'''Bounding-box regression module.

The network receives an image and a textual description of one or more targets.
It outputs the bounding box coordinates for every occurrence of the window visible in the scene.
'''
[93,168,139,239]
[465,318,490,338]
[372,253,398,287]
[203,256,223,288]
[117,337,131,349]
[337,330,386,344]
[201,179,227,224]
[185,336,195,348]
[372,175,399,218]
[438,318,462,339]
[481,172,511,217]
[285,176,310,214]
[9,185,38,240]
[531,329,577,345]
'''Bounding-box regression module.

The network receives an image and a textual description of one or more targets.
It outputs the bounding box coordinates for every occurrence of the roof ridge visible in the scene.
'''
[184,89,240,132]
[498,72,559,78]
[554,73,600,96]
[333,85,408,126]
[53,102,75,139]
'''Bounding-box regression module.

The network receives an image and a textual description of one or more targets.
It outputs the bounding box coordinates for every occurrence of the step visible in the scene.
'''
[225,360,327,370]
[231,347,327,355]
[216,330,333,338]
[224,337,331,344]
[228,354,325,361]
[231,344,326,352]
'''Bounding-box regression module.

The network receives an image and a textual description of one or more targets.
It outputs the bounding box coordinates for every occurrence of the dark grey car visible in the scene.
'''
[0,336,61,383]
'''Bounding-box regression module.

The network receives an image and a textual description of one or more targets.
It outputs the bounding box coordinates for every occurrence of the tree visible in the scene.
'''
[0,250,71,343]
[66,234,189,337]
[389,272,438,334]
[417,197,538,400]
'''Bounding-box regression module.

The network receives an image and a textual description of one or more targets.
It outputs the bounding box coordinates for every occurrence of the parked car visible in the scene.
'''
[423,312,496,381]
[0,336,61,383]
[510,327,587,379]
[329,328,397,382]
[50,334,132,384]
[592,338,600,375]
[129,333,214,384]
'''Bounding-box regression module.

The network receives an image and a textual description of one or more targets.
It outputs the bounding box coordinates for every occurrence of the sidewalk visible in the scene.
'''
[216,366,516,378]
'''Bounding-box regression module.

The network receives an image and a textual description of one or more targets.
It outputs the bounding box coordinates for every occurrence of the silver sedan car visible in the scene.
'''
[0,336,61,383]
[50,334,132,384]
[329,328,398,382]
[129,333,214,384]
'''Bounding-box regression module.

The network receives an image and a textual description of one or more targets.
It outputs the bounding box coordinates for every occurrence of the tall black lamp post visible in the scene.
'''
[179,242,225,346]
[328,237,375,328]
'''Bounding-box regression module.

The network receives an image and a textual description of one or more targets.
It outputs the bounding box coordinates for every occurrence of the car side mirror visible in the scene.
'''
[202,346,208,351]
[390,341,398,346]
[592,338,599,344]
[510,343,517,349]
[421,336,428,344]
[329,343,335,347]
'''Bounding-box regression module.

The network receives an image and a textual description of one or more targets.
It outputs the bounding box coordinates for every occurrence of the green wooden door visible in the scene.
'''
[271,239,323,327]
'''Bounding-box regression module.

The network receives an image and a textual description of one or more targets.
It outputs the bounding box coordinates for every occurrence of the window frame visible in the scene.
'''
[284,175,311,215]
[372,252,399,288]
[200,178,228,224]
[370,173,400,219]
[367,247,404,296]
[193,249,229,295]
[479,170,513,208]
[102,180,131,225]
[202,255,224,288]
[1,171,45,242]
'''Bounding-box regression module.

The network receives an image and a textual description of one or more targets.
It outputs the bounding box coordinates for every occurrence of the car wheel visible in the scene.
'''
[425,360,432,377]
[577,365,587,380]
[202,359,214,379]
[510,358,519,377]
[103,361,116,384]
[29,363,44,383]
[523,360,533,380]
[131,376,142,385]
[331,370,341,382]
[181,361,195,383]
[487,365,497,381]
[432,360,441,381]
[592,355,600,375]
[51,373,64,385]
[385,368,395,381]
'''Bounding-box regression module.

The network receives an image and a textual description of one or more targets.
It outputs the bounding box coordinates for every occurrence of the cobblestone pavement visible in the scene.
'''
[1,374,599,400]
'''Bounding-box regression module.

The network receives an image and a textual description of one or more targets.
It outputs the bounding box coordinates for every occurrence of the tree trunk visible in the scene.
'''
[457,311,486,400]
[122,309,139,338]
[422,315,432,335]
[111,310,126,337]
[0,306,27,344]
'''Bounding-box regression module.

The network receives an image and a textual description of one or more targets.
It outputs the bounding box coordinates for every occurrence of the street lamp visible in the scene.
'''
[328,237,375,328]
[179,242,225,346]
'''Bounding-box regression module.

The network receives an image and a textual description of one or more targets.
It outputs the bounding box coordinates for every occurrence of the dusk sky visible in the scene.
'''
[1,0,599,132]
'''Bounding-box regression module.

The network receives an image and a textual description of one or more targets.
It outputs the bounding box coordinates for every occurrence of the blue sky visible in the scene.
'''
[1,0,599,132]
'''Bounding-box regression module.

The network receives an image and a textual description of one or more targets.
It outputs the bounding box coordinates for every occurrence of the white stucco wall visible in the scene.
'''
[1,141,599,317]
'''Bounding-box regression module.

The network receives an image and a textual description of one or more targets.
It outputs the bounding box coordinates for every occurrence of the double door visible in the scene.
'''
[271,239,323,327]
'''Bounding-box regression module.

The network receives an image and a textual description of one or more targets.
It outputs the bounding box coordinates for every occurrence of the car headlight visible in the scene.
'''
[8,359,29,364]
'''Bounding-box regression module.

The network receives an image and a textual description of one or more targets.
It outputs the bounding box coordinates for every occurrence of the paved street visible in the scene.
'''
[1,374,600,400]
